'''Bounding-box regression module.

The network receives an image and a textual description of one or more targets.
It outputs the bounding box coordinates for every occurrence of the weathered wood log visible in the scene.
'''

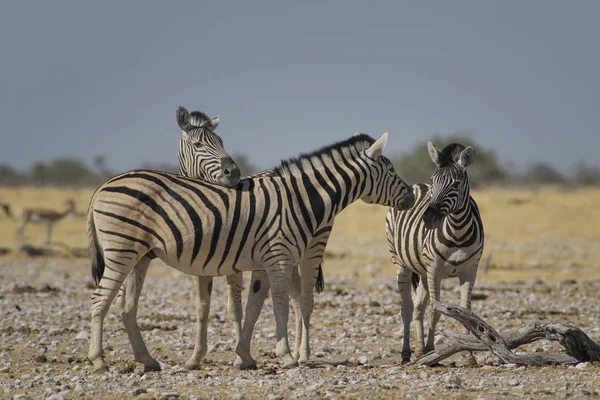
[412,301,599,367]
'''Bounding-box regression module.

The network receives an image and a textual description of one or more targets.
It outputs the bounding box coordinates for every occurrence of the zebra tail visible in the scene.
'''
[314,264,325,293]
[87,205,104,286]
[411,272,420,290]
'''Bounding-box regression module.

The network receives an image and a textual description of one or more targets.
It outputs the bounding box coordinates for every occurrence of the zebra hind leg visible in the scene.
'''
[88,255,136,373]
[120,256,161,371]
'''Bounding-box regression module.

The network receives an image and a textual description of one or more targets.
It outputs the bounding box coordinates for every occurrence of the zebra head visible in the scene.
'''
[176,106,241,187]
[423,142,475,229]
[361,132,415,211]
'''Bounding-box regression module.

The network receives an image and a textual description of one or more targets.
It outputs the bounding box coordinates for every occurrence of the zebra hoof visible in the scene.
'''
[143,362,161,372]
[233,359,257,371]
[93,365,109,374]
[282,358,299,369]
[184,360,202,370]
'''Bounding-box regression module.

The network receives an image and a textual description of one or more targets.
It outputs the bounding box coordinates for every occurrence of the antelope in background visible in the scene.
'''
[16,199,77,245]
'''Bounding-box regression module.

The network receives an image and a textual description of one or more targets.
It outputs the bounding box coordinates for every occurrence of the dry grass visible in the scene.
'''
[0,185,598,282]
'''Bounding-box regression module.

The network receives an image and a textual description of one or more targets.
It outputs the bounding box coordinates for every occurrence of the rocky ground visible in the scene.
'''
[1,257,599,400]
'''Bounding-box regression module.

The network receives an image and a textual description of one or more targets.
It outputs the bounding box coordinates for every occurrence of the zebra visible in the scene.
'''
[87,132,415,372]
[117,106,326,371]
[386,141,484,363]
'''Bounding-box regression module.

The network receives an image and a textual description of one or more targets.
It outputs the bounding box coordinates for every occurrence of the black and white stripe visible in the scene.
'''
[386,142,484,363]
[87,132,415,372]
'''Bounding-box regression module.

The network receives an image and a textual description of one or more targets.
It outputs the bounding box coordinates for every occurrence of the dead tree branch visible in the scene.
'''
[413,302,600,367]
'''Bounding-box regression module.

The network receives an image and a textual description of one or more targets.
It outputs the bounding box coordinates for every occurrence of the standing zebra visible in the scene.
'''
[87,132,415,372]
[386,142,484,363]
[117,106,325,371]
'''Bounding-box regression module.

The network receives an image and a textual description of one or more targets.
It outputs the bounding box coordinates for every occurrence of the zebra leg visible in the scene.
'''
[424,267,443,354]
[396,267,414,363]
[412,278,429,358]
[184,276,212,370]
[119,256,161,371]
[88,258,135,373]
[226,272,244,345]
[458,264,479,366]
[266,262,297,368]
[290,265,302,360]
[297,259,320,363]
[234,270,270,370]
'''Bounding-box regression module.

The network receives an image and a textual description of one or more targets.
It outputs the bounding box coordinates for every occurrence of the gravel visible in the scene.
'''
[1,257,599,399]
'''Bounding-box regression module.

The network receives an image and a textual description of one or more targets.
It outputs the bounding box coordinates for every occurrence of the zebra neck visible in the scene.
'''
[281,158,370,228]
[444,196,475,233]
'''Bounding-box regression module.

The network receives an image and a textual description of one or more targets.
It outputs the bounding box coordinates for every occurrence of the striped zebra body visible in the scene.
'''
[87,132,415,372]
[386,142,484,363]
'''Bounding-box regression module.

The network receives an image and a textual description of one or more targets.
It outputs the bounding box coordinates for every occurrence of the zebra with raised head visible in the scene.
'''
[87,132,415,372]
[386,142,484,363]
[117,106,326,371]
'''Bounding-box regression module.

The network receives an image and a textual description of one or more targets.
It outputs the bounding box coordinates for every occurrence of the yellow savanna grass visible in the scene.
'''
[0,185,598,282]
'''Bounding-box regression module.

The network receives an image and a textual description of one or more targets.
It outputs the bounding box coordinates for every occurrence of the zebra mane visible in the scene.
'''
[437,143,467,168]
[189,111,213,128]
[273,134,376,177]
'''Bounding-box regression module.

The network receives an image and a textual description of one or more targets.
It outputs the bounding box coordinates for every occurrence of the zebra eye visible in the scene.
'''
[193,142,204,149]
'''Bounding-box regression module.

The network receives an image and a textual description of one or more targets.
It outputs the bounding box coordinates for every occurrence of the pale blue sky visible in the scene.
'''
[1,1,598,173]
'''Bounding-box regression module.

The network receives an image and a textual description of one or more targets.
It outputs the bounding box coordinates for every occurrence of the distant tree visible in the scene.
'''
[570,162,600,186]
[0,163,22,185]
[392,131,507,187]
[31,162,52,184]
[231,153,259,177]
[48,158,93,185]
[525,162,565,184]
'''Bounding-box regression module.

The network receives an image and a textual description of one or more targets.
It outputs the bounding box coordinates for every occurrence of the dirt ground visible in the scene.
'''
[1,257,599,400]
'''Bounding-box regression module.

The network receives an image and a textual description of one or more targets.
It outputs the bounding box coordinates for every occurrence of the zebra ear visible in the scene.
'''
[427,141,444,167]
[176,106,191,131]
[457,146,475,169]
[365,132,388,158]
[210,114,220,129]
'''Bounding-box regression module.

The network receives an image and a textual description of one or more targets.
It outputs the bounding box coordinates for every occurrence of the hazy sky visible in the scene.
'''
[1,1,598,174]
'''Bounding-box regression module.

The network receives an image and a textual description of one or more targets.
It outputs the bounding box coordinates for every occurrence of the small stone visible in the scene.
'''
[446,375,462,389]
[386,368,398,375]
[507,379,520,387]
[575,362,589,370]
[75,383,84,391]
[369,300,381,307]
[161,391,180,399]
[232,394,245,400]
[373,327,381,336]
[503,363,518,369]
[336,364,346,371]
[75,331,89,341]
[0,366,10,373]
[47,394,66,400]
[357,356,369,365]
[267,395,283,400]
[35,355,48,363]
[132,388,147,396]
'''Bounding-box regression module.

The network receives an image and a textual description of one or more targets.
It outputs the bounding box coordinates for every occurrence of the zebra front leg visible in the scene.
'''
[88,259,135,373]
[297,259,320,363]
[234,270,270,370]
[290,265,302,360]
[226,272,244,345]
[458,263,479,366]
[266,262,297,368]
[424,267,443,354]
[184,276,212,370]
[412,277,429,358]
[119,256,161,371]
[396,267,414,363]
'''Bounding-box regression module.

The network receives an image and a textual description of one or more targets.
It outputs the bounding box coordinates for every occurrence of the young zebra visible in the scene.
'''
[117,107,325,371]
[386,142,484,363]
[87,132,415,372]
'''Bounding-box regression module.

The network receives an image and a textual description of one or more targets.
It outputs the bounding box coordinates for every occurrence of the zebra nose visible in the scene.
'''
[220,158,241,186]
